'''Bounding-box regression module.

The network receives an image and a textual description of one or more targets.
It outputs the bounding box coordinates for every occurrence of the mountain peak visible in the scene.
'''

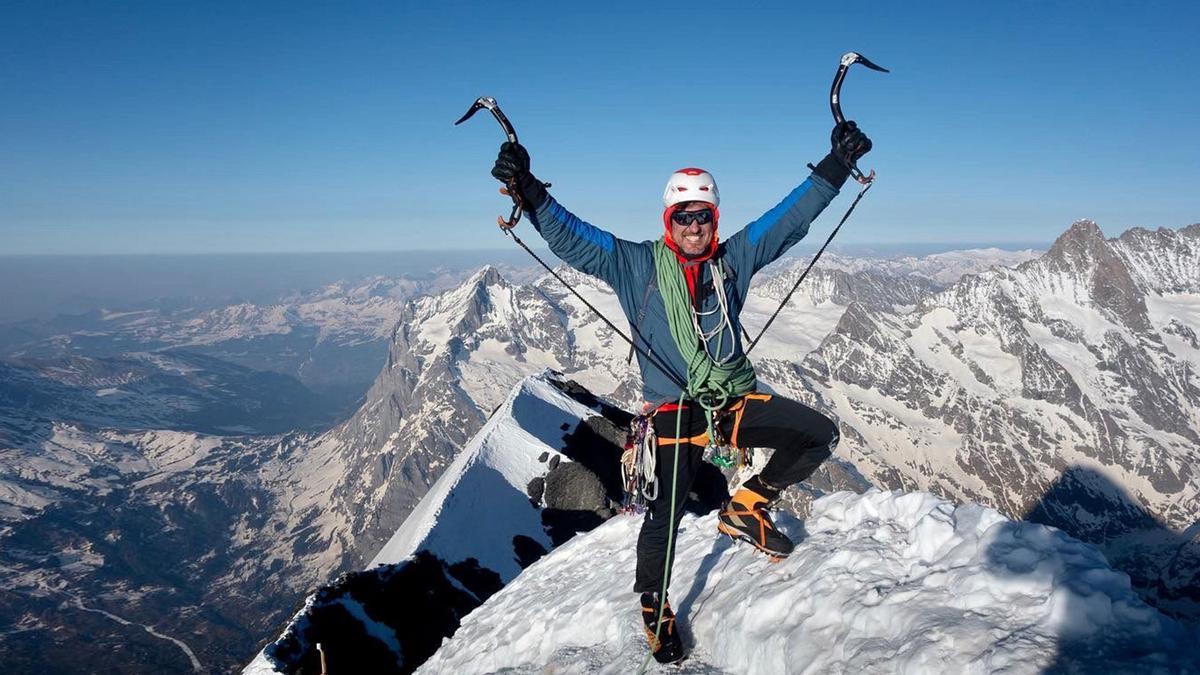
[1043,218,1112,274]
[467,264,504,287]
[1047,219,1105,257]
[1040,219,1153,329]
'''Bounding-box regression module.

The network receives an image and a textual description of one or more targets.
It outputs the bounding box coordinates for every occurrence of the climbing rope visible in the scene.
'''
[637,394,687,675]
[653,239,756,461]
[654,240,756,408]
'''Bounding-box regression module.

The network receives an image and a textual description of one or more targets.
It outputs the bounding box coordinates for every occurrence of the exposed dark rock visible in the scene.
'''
[542,509,609,547]
[1045,220,1152,333]
[447,559,504,600]
[557,415,630,505]
[526,476,545,505]
[512,535,548,569]
[265,551,500,675]
[543,462,609,516]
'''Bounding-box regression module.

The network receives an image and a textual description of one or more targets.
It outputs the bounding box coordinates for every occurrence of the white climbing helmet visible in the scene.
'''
[662,167,720,209]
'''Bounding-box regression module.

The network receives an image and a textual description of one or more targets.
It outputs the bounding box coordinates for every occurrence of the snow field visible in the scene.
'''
[419,490,1195,674]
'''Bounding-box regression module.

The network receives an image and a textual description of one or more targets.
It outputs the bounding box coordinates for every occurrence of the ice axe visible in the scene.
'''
[746,51,888,354]
[454,95,690,394]
[830,52,888,184]
[454,96,549,229]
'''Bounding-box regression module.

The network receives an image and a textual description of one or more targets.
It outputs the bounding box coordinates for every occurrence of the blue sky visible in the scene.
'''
[2,1,1197,254]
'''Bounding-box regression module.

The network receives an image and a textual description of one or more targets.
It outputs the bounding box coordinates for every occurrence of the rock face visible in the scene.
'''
[772,221,1200,617]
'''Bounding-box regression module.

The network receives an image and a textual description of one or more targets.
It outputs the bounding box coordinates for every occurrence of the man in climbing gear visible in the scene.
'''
[491,120,870,664]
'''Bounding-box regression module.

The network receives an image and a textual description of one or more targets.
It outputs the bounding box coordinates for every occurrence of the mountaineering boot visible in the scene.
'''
[640,592,685,665]
[717,476,794,560]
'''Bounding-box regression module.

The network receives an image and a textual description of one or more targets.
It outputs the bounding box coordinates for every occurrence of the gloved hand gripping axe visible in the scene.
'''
[831,52,888,184]
[454,96,549,229]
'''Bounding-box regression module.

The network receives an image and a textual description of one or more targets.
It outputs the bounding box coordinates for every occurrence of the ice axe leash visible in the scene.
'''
[745,51,888,355]
[454,96,691,394]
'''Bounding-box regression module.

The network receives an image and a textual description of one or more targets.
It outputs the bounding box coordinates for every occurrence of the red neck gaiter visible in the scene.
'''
[663,205,720,302]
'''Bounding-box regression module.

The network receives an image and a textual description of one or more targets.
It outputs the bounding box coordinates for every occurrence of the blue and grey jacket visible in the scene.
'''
[526,174,840,405]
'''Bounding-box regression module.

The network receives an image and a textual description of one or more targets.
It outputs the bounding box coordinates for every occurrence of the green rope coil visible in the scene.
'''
[653,240,757,411]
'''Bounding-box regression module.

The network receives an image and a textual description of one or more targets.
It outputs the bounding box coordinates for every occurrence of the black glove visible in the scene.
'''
[832,120,872,165]
[811,120,872,189]
[491,141,547,210]
[491,141,529,182]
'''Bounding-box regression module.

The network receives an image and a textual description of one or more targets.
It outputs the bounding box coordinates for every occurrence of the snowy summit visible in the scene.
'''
[420,488,1193,674]
[249,373,1196,674]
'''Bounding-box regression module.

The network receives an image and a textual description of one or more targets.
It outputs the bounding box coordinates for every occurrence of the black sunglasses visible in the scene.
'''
[671,208,714,226]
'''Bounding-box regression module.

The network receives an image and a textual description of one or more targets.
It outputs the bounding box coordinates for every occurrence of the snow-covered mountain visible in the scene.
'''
[4,227,1193,673]
[816,247,1043,285]
[320,225,1196,620]
[774,221,1200,617]
[240,222,1195,671]
[0,269,616,673]
[312,255,943,565]
[365,375,621,578]
[249,373,1197,675]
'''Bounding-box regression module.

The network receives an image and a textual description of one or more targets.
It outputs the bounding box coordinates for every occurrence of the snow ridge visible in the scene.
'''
[421,490,1196,674]
[368,374,599,581]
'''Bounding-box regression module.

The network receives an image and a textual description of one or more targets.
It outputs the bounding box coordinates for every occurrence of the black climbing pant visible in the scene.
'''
[633,394,839,595]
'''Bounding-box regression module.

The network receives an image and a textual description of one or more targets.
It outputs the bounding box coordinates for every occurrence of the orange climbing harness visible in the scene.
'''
[651,393,773,468]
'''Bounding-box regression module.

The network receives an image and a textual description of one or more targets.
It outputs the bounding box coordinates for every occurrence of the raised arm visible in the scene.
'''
[492,142,621,283]
[724,122,872,275]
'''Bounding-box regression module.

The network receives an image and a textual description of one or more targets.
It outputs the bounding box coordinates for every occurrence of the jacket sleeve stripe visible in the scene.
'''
[526,197,619,283]
[545,201,615,253]
[746,179,814,246]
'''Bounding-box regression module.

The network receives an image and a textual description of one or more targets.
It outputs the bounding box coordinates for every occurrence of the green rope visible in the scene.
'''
[653,239,756,446]
[653,240,757,408]
[637,244,758,672]
[638,393,686,675]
